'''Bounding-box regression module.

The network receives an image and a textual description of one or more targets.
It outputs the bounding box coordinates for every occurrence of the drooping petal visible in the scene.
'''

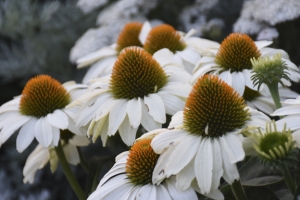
[16,118,37,153]
[140,99,161,131]
[176,158,196,190]
[47,109,68,130]
[165,176,198,200]
[220,133,245,163]
[0,114,30,145]
[118,115,138,146]
[108,99,127,135]
[126,98,142,129]
[195,138,213,194]
[64,143,80,165]
[165,136,200,176]
[157,92,185,115]
[144,94,166,123]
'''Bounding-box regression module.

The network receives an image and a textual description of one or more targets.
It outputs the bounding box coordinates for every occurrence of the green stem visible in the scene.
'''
[281,165,296,195]
[55,141,86,200]
[230,179,248,200]
[267,83,282,109]
[77,147,89,173]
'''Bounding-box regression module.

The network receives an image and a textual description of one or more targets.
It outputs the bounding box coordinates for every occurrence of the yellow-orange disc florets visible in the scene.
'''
[110,47,168,99]
[126,139,159,186]
[215,33,261,72]
[144,24,186,54]
[19,75,70,118]
[183,75,250,137]
[116,22,143,52]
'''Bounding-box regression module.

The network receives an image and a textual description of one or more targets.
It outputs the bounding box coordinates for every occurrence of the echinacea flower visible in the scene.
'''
[0,75,87,152]
[139,75,270,199]
[69,47,192,146]
[76,22,144,84]
[87,139,198,200]
[23,133,90,184]
[139,22,220,74]
[191,33,300,96]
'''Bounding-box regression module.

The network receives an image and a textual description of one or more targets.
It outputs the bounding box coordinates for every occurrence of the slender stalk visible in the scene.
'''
[281,165,296,195]
[230,179,248,200]
[77,147,89,173]
[55,141,86,200]
[267,83,282,109]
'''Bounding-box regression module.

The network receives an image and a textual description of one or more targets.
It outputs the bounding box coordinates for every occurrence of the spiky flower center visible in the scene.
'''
[251,53,290,90]
[126,139,159,186]
[144,24,186,55]
[110,47,168,99]
[19,75,71,118]
[116,22,143,52]
[183,75,250,137]
[253,123,295,161]
[215,33,261,72]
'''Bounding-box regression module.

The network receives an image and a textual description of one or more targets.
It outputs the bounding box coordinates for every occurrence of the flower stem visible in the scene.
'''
[281,165,296,195]
[267,83,282,109]
[55,141,86,200]
[230,179,248,200]
[77,147,89,173]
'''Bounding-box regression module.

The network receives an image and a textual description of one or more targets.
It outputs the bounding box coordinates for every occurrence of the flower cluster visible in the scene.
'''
[1,22,300,199]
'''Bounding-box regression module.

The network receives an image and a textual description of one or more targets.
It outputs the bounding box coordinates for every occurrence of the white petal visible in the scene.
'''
[51,127,60,147]
[153,48,174,67]
[220,133,245,163]
[35,118,53,147]
[220,139,239,184]
[165,177,198,200]
[211,139,223,192]
[165,136,200,176]
[144,94,166,123]
[195,138,213,194]
[118,115,138,146]
[218,71,232,86]
[17,118,37,153]
[136,185,156,200]
[126,98,142,128]
[168,111,184,128]
[231,72,245,96]
[47,110,68,129]
[139,21,151,44]
[23,145,50,184]
[64,143,80,165]
[255,41,272,50]
[156,185,172,200]
[151,129,187,154]
[140,99,161,131]
[160,82,192,98]
[108,100,127,135]
[157,93,185,115]
[272,105,300,116]
[293,130,300,148]
[176,158,196,190]
[0,114,30,146]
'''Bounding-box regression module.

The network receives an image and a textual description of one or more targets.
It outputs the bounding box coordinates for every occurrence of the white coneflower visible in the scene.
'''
[87,138,198,200]
[69,47,192,146]
[139,21,220,74]
[76,22,144,83]
[140,75,270,199]
[0,75,87,152]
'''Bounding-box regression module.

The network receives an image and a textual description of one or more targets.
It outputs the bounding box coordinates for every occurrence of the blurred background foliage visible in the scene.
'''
[0,0,300,199]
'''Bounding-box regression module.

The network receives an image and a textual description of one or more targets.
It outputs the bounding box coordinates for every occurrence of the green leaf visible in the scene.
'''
[242,176,283,186]
[274,189,293,200]
[244,186,280,200]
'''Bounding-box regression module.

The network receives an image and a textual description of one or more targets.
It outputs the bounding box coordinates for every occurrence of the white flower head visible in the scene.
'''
[87,138,198,200]
[0,75,87,152]
[192,33,300,101]
[139,21,220,74]
[140,75,269,199]
[23,134,90,184]
[76,22,145,84]
[70,46,192,146]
